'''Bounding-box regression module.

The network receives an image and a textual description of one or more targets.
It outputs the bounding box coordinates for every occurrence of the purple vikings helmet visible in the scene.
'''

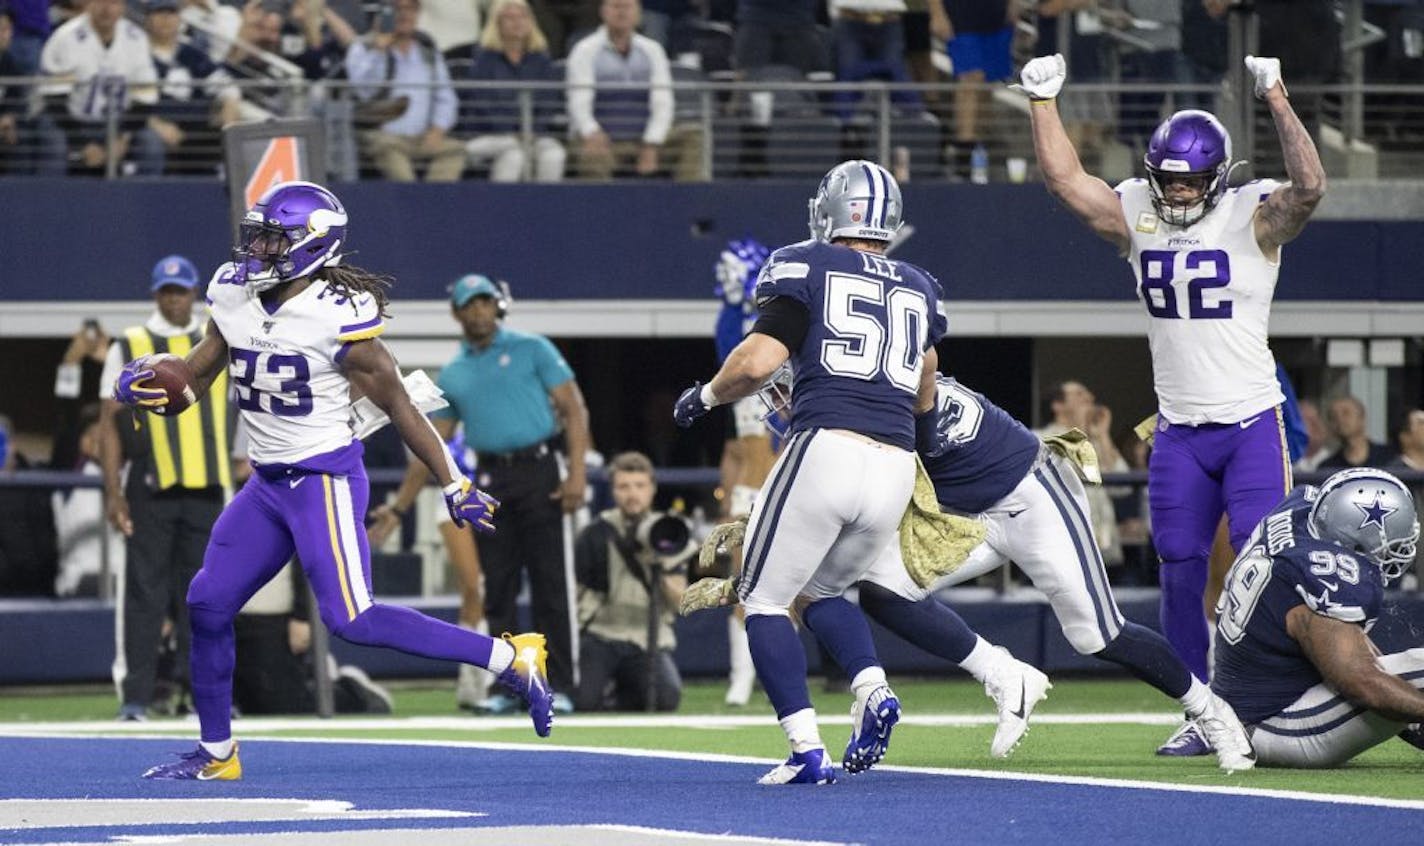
[715,237,771,308]
[234,181,348,292]
[1144,110,1234,227]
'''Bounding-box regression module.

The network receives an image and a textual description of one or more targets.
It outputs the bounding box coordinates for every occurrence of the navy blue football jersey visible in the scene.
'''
[922,378,1040,513]
[1212,486,1385,723]
[754,239,947,450]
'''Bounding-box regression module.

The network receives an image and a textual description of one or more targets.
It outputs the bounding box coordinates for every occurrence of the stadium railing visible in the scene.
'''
[0,76,1421,182]
[5,466,1422,602]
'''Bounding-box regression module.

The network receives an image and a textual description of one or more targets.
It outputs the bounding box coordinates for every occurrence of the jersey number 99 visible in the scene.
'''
[230,348,314,417]
[820,272,930,394]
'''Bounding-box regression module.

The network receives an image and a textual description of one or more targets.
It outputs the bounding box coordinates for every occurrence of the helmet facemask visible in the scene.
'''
[755,362,794,438]
[1146,167,1223,227]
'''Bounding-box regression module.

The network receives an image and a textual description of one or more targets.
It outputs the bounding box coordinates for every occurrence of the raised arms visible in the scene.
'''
[1018,55,1131,253]
[1246,57,1327,258]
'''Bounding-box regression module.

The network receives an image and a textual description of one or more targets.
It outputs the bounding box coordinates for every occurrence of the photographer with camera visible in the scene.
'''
[573,451,693,712]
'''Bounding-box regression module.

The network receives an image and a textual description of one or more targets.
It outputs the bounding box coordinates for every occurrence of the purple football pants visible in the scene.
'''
[187,452,497,742]
[1149,407,1292,681]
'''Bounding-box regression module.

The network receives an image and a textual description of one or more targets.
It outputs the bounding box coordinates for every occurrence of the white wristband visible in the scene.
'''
[700,383,721,408]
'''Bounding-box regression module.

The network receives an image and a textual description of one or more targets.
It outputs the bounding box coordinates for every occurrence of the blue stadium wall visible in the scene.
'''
[1,181,1419,302]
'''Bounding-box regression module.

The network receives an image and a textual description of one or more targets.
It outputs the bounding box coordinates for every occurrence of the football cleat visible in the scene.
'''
[142,743,242,781]
[1397,723,1424,751]
[1194,695,1256,772]
[1156,720,1212,757]
[758,747,836,785]
[843,684,900,773]
[983,649,1052,759]
[496,632,555,737]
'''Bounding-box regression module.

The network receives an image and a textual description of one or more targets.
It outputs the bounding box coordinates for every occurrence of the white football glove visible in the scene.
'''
[1244,55,1287,100]
[715,250,747,306]
[1013,54,1066,101]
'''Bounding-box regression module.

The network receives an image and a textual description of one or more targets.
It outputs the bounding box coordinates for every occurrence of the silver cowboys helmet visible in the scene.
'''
[1308,467,1420,582]
[808,160,903,243]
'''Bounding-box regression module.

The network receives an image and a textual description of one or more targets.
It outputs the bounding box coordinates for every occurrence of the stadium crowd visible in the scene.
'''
[0,0,1419,179]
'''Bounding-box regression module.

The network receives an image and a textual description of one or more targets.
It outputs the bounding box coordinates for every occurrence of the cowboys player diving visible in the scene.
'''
[1213,468,1424,767]
[114,181,555,780]
[675,160,947,785]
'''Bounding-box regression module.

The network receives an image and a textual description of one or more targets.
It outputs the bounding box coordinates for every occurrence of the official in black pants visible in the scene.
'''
[98,256,234,720]
[375,275,590,711]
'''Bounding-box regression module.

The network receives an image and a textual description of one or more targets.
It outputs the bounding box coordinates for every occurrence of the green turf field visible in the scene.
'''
[4,678,1422,799]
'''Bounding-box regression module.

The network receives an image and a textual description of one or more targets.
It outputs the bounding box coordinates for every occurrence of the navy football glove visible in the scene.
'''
[443,478,500,534]
[673,382,711,428]
[915,408,951,459]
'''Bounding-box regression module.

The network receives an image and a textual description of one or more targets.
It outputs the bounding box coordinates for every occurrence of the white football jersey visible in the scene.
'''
[206,264,385,465]
[40,13,158,122]
[1117,178,1286,425]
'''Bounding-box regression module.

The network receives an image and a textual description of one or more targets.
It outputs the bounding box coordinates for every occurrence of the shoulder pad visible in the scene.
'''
[203,263,241,307]
[1278,542,1383,625]
[754,245,816,307]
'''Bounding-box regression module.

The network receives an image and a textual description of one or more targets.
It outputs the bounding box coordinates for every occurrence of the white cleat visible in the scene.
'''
[983,649,1052,759]
[1194,693,1256,773]
[725,668,755,707]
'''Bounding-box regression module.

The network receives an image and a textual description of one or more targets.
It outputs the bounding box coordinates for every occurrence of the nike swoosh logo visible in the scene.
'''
[1239,415,1263,429]
[1319,580,1339,592]
[1010,684,1027,719]
[1007,509,1026,518]
[289,477,305,489]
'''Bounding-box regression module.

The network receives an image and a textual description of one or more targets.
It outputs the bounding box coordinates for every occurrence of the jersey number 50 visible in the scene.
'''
[820,272,930,394]
[230,348,314,417]
[1139,249,1232,320]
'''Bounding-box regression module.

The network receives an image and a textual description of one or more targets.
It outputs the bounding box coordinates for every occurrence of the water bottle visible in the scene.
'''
[969,143,989,185]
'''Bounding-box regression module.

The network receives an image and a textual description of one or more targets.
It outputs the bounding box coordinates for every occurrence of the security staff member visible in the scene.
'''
[99,255,232,720]
[376,274,590,712]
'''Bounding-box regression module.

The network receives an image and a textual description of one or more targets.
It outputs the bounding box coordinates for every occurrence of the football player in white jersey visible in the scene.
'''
[1017,54,1326,752]
[112,182,554,781]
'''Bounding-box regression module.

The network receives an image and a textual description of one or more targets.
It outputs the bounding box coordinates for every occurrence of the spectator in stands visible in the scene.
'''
[1295,397,1334,472]
[527,0,599,59]
[52,403,124,597]
[943,0,1014,177]
[460,0,566,181]
[1033,1,1113,166]
[1389,409,1424,474]
[567,0,701,181]
[52,319,111,473]
[3,0,49,74]
[1181,0,1229,90]
[36,0,166,176]
[0,414,59,597]
[1320,395,1395,471]
[902,0,951,94]
[146,0,242,175]
[1035,380,1128,568]
[0,5,33,175]
[1105,0,1190,149]
[233,562,394,716]
[732,0,826,75]
[640,0,697,50]
[830,0,923,119]
[178,0,241,65]
[1254,0,1340,136]
[268,0,359,80]
[348,0,466,181]
[573,451,691,712]
[418,0,484,59]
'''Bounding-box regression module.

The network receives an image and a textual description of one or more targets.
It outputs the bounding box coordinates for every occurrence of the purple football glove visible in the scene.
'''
[443,478,500,534]
[114,356,168,409]
[673,382,711,428]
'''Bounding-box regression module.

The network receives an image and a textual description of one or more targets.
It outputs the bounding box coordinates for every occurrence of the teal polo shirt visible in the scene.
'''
[433,327,575,454]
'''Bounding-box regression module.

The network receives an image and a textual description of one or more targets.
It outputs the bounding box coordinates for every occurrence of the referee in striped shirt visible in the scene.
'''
[98,255,234,721]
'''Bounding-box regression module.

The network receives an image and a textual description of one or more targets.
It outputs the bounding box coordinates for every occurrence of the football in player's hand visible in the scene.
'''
[145,353,198,416]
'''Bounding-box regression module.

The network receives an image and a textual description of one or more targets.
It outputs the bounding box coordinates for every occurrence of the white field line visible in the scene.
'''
[5,729,1424,813]
[0,712,1183,735]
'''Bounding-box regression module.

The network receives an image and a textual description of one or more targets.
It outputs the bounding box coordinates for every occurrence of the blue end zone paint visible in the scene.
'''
[0,737,1419,845]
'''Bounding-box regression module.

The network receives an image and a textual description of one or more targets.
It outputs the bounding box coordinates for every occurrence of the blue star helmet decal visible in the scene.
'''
[1355,494,1396,531]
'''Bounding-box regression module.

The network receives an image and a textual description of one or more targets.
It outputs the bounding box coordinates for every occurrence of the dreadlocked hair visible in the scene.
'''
[321,264,393,318]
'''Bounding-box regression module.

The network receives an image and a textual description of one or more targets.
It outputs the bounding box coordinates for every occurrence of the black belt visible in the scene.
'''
[478,441,553,468]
